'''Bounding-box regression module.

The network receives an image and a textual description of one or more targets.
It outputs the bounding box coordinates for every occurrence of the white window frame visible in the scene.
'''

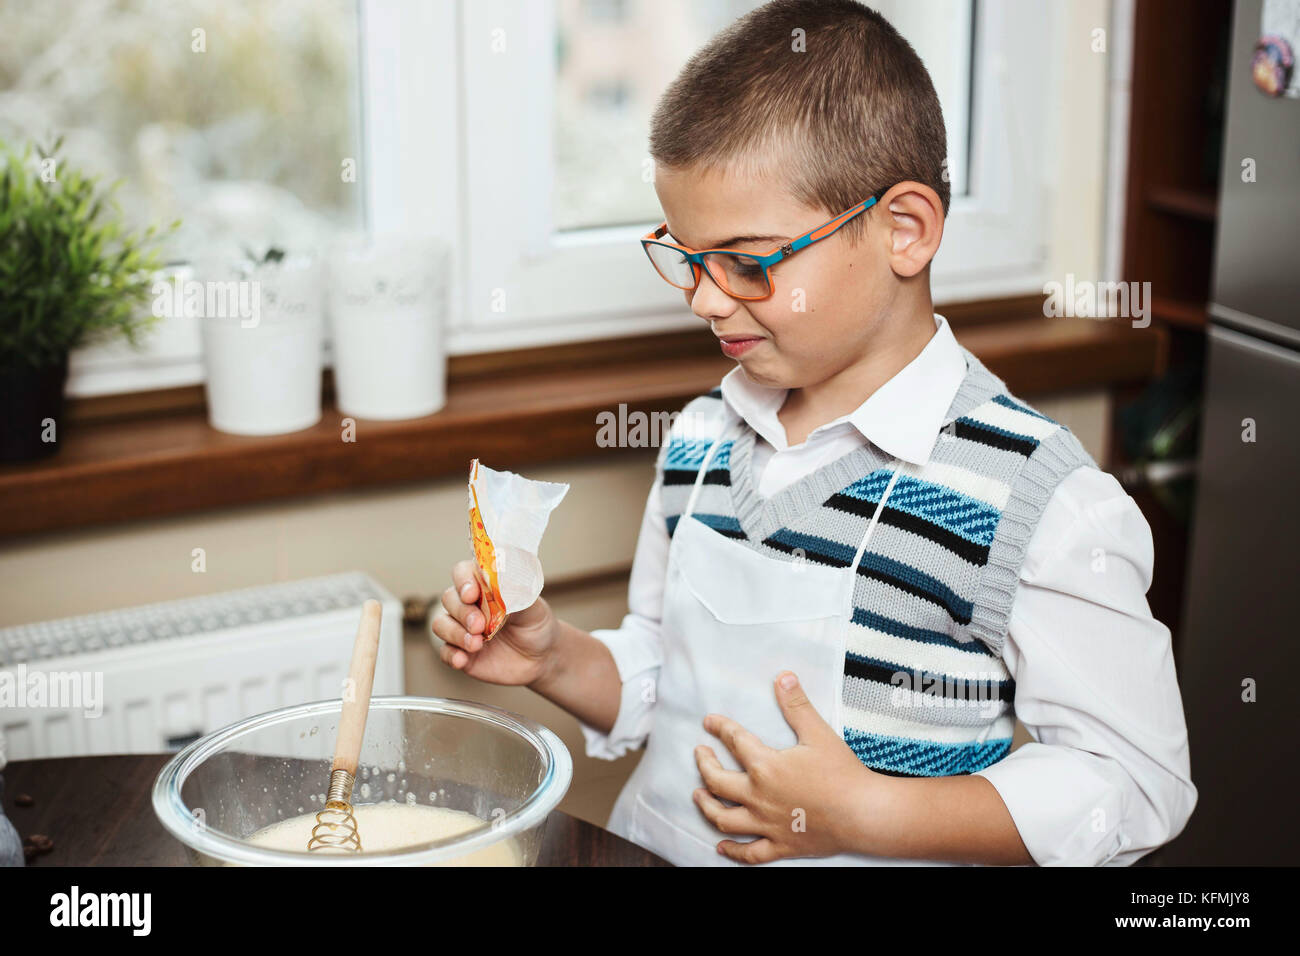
[66,0,1064,396]
[448,0,1061,355]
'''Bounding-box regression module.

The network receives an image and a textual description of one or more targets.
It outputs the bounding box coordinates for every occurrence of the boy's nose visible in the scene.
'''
[688,268,739,323]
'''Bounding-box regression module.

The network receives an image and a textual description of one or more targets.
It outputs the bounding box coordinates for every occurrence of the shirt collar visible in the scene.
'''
[718,313,968,467]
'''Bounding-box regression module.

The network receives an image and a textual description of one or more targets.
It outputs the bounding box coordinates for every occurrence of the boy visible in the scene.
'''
[433,0,1195,866]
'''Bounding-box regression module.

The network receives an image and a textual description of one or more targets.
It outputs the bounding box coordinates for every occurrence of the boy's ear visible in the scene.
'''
[879,182,944,278]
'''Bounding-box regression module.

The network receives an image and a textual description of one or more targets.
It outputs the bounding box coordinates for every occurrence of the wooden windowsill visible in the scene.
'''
[0,306,1166,540]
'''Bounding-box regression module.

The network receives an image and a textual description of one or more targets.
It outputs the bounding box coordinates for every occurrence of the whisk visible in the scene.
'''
[308,598,382,854]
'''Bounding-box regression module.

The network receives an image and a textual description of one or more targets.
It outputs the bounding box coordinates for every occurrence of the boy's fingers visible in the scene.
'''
[441,582,485,634]
[453,560,481,603]
[431,608,483,652]
[437,640,469,670]
[703,713,767,769]
[717,837,782,865]
[693,788,761,838]
[694,746,750,804]
[774,672,829,743]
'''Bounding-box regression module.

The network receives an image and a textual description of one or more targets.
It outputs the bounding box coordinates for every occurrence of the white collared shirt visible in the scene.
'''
[578,314,1197,866]
[728,311,972,495]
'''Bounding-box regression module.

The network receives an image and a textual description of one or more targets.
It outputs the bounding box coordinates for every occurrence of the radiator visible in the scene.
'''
[0,572,405,762]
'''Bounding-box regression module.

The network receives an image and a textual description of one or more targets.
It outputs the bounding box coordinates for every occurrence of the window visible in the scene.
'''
[0,0,362,396]
[3,0,1057,396]
[553,0,973,234]
[554,0,764,233]
[455,0,1038,356]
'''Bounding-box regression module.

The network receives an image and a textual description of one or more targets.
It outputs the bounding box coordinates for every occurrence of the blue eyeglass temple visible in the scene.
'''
[773,193,881,260]
[651,187,887,265]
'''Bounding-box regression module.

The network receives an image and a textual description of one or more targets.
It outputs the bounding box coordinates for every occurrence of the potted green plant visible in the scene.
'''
[0,136,173,463]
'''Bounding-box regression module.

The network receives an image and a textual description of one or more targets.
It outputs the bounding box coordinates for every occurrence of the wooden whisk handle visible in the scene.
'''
[332,598,382,778]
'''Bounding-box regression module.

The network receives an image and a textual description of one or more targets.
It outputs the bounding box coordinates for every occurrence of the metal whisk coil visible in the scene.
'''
[306,599,382,855]
[308,769,361,853]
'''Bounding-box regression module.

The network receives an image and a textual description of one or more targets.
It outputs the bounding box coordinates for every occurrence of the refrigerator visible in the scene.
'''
[1160,0,1300,865]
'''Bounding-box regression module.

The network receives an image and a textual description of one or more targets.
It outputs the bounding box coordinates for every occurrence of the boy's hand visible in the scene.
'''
[431,559,559,687]
[692,671,894,863]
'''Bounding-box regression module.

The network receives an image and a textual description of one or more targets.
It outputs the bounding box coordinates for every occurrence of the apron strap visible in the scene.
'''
[848,463,902,578]
[683,419,735,519]
[683,416,901,576]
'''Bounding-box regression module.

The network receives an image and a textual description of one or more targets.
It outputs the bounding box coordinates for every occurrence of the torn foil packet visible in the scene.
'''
[467,459,570,640]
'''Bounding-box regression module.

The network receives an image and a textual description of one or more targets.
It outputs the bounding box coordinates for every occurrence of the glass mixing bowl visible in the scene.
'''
[152,696,572,866]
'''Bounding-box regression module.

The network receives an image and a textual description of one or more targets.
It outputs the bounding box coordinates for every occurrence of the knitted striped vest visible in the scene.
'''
[656,347,1097,777]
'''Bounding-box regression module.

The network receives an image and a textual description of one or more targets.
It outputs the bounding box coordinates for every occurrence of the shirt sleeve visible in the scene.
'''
[973,466,1198,866]
[576,473,670,760]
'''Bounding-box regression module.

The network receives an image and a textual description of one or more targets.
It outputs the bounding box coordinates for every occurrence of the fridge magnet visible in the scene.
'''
[1257,0,1300,97]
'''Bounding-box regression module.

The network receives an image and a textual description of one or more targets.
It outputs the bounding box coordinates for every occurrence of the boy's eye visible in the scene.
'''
[719,255,762,276]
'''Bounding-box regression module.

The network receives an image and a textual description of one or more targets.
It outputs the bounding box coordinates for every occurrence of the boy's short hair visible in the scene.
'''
[649,0,950,243]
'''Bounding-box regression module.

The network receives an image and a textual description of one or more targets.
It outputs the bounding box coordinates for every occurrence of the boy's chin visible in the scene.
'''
[737,356,804,389]
[742,351,861,391]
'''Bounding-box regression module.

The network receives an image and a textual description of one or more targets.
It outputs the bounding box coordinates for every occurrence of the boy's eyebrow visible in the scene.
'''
[673,231,789,249]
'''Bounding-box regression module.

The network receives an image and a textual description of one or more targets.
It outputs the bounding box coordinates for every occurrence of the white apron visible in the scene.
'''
[607,418,944,866]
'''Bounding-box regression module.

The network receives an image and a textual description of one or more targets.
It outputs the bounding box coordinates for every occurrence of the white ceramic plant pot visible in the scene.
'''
[326,235,449,420]
[200,255,323,436]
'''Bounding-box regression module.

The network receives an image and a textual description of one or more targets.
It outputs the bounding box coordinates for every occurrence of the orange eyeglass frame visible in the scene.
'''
[640,187,888,300]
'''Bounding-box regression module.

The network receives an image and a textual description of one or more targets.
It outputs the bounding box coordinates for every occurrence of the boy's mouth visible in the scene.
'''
[717,334,765,358]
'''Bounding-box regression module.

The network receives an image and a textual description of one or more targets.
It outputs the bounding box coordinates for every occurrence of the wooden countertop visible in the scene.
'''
[2,753,669,867]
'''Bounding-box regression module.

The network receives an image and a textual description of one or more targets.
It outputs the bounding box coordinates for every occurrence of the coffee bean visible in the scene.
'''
[29,833,53,853]
[14,793,34,807]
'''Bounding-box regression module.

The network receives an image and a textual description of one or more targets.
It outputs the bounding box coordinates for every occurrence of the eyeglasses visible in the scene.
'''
[640,189,886,301]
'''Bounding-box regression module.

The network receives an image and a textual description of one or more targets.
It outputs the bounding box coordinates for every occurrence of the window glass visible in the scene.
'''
[0,0,363,263]
[553,0,973,232]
